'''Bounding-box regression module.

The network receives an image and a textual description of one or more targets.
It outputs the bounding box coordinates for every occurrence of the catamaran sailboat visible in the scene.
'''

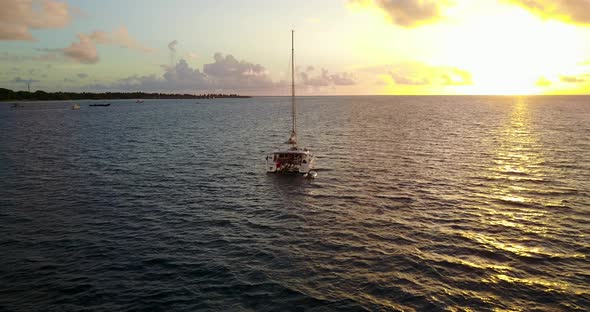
[266,31,315,175]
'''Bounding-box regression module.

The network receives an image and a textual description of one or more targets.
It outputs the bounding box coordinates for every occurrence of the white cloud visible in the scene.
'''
[79,44,358,93]
[86,53,276,93]
[299,67,357,87]
[203,53,274,89]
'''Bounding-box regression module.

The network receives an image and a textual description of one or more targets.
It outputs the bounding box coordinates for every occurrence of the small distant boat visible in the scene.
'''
[10,103,22,109]
[89,103,110,107]
[266,30,315,175]
[71,103,80,110]
[136,99,144,103]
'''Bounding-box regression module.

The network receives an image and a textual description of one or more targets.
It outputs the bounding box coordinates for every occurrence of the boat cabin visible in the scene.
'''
[266,148,313,174]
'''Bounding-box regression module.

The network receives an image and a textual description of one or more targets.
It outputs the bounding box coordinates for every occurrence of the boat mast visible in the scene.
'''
[291,30,296,145]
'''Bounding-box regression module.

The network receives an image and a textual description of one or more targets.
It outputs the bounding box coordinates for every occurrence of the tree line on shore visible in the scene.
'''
[0,88,251,101]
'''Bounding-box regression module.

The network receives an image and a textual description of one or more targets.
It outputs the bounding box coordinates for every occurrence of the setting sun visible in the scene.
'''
[345,0,590,95]
[437,3,585,94]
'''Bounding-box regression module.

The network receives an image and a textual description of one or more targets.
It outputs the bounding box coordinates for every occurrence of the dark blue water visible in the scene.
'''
[1,96,589,311]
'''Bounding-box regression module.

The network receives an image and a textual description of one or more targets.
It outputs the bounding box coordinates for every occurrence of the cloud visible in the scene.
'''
[90,62,208,92]
[348,0,451,27]
[330,72,357,86]
[77,73,88,79]
[63,77,75,83]
[203,53,275,89]
[560,75,589,83]
[162,59,209,89]
[61,26,153,64]
[390,71,430,85]
[503,0,590,25]
[63,33,98,63]
[299,67,357,87]
[440,68,472,86]
[300,70,329,87]
[86,53,277,93]
[87,26,154,52]
[79,40,357,94]
[204,53,264,77]
[168,40,178,52]
[0,0,70,40]
[535,76,551,87]
[366,62,472,86]
[1,26,149,64]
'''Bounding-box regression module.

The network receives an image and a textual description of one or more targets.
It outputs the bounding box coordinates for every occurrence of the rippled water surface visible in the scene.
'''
[1,96,589,311]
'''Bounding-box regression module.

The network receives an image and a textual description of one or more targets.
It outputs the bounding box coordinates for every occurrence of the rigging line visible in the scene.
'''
[291,29,296,137]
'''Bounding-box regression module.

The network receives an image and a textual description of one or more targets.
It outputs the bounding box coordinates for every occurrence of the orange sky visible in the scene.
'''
[2,0,590,95]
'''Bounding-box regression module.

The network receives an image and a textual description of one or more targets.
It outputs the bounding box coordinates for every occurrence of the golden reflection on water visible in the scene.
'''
[479,97,550,234]
[483,274,584,295]
[462,231,544,258]
[469,97,583,293]
[493,97,544,176]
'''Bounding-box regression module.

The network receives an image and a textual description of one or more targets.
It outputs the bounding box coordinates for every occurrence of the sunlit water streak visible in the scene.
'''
[0,96,588,311]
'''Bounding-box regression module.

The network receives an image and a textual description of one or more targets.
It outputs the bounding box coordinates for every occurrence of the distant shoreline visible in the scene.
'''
[0,88,251,102]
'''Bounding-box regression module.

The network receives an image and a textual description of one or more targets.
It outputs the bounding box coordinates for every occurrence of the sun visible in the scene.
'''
[432,2,585,95]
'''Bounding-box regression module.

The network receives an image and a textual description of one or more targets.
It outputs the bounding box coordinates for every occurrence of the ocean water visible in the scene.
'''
[0,96,588,311]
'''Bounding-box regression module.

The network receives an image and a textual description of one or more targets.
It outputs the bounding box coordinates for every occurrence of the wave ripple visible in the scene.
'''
[1,96,589,311]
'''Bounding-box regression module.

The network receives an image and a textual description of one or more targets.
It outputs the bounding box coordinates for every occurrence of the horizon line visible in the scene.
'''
[3,88,590,97]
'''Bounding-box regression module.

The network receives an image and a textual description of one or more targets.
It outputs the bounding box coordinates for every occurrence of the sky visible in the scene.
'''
[2,0,590,95]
